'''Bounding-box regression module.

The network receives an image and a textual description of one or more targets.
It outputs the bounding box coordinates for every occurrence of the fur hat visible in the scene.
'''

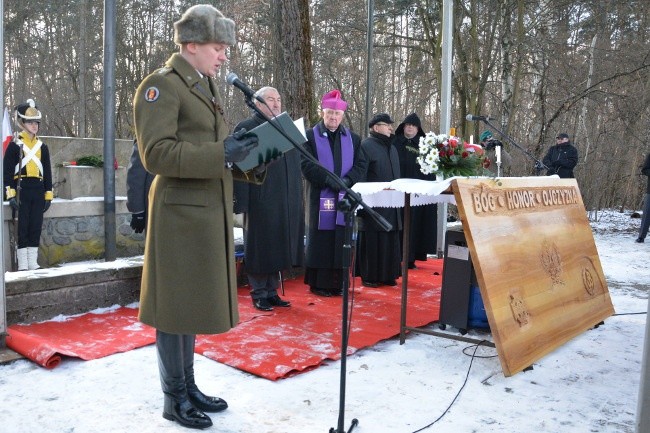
[15,99,42,122]
[557,132,569,139]
[321,89,348,111]
[368,113,394,128]
[174,4,236,46]
[395,112,425,138]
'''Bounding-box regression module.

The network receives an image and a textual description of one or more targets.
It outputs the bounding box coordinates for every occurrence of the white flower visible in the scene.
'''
[416,132,444,176]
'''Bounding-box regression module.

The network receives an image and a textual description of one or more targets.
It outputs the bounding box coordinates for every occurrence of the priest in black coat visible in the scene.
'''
[393,113,437,268]
[233,87,304,311]
[301,89,367,297]
[356,113,402,287]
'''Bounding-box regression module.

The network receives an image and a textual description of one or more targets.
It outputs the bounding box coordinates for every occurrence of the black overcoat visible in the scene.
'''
[301,122,366,270]
[359,132,402,232]
[233,113,305,273]
[393,131,437,260]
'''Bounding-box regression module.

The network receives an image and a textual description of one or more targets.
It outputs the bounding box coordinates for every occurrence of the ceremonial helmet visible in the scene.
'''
[15,99,42,124]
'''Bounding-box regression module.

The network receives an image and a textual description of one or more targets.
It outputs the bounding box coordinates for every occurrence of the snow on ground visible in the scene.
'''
[0,210,647,433]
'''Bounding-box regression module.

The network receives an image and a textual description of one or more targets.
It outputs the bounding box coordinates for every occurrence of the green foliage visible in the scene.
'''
[75,155,104,167]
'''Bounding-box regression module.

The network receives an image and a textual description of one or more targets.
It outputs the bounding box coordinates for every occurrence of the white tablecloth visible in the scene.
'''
[352,177,458,208]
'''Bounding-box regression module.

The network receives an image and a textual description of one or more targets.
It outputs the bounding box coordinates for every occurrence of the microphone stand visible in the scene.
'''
[480,118,548,175]
[238,92,391,433]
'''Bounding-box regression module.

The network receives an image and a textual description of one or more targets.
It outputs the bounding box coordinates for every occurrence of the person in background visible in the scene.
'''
[542,132,578,178]
[636,152,650,243]
[132,5,262,430]
[301,89,367,297]
[233,86,304,311]
[356,113,402,287]
[126,139,154,234]
[393,113,437,269]
[3,99,53,271]
[479,130,512,176]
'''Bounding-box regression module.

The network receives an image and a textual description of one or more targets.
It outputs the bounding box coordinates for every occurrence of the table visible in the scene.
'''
[352,178,489,345]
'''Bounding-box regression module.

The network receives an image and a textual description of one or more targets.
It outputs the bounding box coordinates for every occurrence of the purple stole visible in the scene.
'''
[314,124,354,230]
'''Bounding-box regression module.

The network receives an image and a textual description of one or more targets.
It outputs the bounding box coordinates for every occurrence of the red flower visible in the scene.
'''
[448,137,458,148]
[461,151,469,158]
[483,158,491,168]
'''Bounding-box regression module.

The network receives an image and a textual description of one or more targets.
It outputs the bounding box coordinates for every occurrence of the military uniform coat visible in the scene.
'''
[233,113,304,274]
[133,53,258,335]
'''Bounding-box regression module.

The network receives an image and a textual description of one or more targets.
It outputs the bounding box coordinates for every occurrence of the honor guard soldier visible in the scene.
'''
[3,99,53,271]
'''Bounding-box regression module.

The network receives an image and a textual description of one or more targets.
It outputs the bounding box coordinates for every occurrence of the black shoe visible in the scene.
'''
[163,395,213,429]
[362,280,379,288]
[383,279,397,286]
[310,286,333,297]
[188,388,228,413]
[268,295,291,307]
[330,288,344,296]
[407,262,417,269]
[253,298,273,311]
[636,237,645,243]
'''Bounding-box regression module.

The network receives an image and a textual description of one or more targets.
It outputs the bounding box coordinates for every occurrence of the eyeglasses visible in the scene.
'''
[374,123,392,127]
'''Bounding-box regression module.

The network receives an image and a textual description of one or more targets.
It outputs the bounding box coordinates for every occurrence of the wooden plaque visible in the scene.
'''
[452,177,614,376]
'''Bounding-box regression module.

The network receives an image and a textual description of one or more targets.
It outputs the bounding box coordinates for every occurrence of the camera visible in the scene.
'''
[484,138,503,151]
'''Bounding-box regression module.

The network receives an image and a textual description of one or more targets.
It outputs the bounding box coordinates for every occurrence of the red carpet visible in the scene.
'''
[196,259,442,380]
[6,259,442,379]
[6,306,156,368]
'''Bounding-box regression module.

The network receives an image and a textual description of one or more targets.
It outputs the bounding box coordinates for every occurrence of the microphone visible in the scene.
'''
[466,114,494,121]
[226,72,265,104]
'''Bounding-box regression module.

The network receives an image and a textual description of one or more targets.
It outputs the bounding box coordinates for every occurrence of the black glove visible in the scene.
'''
[130,212,146,233]
[224,129,259,163]
[484,138,502,151]
[534,161,546,171]
[43,200,51,213]
[9,197,19,211]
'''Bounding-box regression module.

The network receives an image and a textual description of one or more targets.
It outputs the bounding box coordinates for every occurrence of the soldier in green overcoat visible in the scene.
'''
[133,4,261,429]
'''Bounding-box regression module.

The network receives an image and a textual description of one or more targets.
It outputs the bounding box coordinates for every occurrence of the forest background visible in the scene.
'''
[4,0,649,211]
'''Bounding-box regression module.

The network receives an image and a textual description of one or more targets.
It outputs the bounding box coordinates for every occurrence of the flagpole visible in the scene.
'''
[1,0,8,349]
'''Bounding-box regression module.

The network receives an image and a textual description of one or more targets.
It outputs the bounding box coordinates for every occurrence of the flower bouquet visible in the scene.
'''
[413,132,489,179]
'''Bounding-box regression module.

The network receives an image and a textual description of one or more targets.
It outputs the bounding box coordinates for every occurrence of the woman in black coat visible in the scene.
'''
[393,113,437,268]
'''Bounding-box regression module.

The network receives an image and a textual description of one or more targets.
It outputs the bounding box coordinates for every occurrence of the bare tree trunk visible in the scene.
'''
[579,34,597,163]
[500,0,513,131]
[273,0,314,121]
[79,0,87,137]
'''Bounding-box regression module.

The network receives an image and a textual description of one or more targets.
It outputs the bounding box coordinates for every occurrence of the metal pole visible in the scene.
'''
[103,0,117,261]
[436,0,454,257]
[636,296,650,433]
[363,0,374,137]
[1,0,8,348]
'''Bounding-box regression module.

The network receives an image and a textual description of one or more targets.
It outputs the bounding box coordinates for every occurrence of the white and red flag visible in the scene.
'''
[2,107,13,154]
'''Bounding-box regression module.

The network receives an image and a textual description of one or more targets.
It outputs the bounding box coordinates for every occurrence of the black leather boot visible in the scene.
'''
[157,331,212,429]
[182,334,228,413]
